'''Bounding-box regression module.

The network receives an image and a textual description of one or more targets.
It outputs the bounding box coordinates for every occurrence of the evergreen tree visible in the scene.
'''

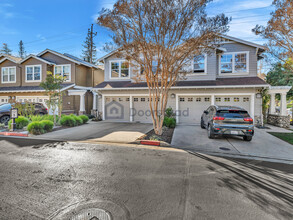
[82,24,97,64]
[1,43,12,55]
[18,40,26,58]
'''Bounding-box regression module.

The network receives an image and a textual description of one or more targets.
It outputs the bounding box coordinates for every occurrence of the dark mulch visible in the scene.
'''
[138,127,175,144]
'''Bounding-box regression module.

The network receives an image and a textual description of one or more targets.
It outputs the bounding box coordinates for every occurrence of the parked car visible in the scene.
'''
[0,103,48,125]
[201,105,254,141]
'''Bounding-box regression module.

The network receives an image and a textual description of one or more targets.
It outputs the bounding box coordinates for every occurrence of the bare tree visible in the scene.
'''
[98,0,229,135]
[253,0,293,71]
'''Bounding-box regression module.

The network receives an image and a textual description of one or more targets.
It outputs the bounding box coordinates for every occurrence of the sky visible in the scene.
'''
[0,0,274,60]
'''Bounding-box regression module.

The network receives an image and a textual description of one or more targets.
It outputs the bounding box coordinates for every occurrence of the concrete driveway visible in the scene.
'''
[36,121,153,143]
[172,125,293,162]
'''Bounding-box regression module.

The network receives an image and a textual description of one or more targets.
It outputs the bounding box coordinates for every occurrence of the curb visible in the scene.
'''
[132,140,171,147]
[0,132,28,137]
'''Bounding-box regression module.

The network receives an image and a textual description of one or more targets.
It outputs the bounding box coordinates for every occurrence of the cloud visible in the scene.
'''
[36,34,47,41]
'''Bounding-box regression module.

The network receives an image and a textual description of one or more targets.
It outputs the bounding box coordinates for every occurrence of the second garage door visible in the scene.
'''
[178,96,211,124]
[133,96,153,123]
[215,96,251,114]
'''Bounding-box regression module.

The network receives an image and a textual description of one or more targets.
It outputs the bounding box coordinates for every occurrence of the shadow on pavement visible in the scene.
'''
[189,152,293,220]
[0,136,61,147]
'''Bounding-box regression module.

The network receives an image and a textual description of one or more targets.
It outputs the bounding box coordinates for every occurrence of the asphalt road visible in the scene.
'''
[0,141,292,220]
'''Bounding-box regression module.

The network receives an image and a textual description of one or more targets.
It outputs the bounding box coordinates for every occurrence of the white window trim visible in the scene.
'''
[109,60,130,79]
[187,54,208,76]
[1,66,16,84]
[219,51,249,75]
[53,64,71,82]
[25,65,42,82]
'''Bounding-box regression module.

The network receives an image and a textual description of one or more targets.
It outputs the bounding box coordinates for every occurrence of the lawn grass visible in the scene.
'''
[268,132,293,145]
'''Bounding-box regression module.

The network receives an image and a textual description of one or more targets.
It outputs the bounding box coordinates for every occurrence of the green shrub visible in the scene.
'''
[79,115,89,124]
[70,114,83,125]
[163,117,176,128]
[40,120,54,132]
[60,115,76,127]
[8,116,30,129]
[27,122,45,135]
[165,107,175,118]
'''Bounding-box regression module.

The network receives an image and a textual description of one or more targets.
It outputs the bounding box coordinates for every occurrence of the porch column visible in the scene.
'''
[92,91,97,111]
[79,93,86,115]
[270,93,276,114]
[280,93,287,116]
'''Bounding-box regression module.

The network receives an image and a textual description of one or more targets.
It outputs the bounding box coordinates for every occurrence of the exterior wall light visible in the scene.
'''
[171,93,176,99]
[256,93,262,98]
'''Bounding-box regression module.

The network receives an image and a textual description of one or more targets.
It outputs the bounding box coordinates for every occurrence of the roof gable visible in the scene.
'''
[19,54,56,65]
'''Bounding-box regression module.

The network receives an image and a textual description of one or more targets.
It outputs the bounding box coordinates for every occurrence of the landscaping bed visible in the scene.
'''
[268,132,293,145]
[137,126,175,144]
[0,114,89,136]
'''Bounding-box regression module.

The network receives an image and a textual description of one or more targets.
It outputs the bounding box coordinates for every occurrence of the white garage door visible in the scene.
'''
[104,96,130,122]
[178,96,211,124]
[133,96,153,123]
[215,96,251,114]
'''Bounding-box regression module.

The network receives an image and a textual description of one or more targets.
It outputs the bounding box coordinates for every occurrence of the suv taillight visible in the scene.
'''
[213,116,225,120]
[244,117,253,122]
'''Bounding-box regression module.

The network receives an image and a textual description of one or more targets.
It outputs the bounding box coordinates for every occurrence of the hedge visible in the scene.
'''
[8,116,30,129]
[60,115,76,127]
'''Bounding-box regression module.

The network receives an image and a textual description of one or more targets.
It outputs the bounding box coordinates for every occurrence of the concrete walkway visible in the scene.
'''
[36,121,153,143]
[171,125,293,162]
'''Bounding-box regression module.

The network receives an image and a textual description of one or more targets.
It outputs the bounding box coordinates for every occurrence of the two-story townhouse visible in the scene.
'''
[92,35,270,125]
[0,49,104,116]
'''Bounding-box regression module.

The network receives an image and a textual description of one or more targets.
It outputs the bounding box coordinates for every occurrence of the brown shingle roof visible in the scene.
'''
[94,77,268,89]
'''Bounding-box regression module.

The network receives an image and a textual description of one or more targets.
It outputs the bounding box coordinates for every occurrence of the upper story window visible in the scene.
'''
[193,55,206,74]
[110,60,129,79]
[54,64,71,81]
[1,67,16,83]
[26,65,41,82]
[220,52,249,74]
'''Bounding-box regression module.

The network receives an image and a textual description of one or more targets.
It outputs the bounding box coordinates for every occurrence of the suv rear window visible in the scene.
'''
[217,110,250,118]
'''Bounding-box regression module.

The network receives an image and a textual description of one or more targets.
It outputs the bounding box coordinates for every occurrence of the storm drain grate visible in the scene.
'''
[71,208,111,220]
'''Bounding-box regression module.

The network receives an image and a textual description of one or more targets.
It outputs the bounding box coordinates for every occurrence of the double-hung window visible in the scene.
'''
[220,52,249,74]
[110,61,129,79]
[2,67,16,83]
[26,65,41,82]
[193,55,206,73]
[54,64,71,81]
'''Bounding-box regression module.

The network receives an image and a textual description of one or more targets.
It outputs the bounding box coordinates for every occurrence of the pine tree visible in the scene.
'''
[1,43,12,55]
[18,40,26,58]
[82,24,97,64]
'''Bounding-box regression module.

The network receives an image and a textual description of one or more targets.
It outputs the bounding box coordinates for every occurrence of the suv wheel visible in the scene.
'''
[243,136,252,141]
[200,119,205,129]
[0,115,10,125]
[207,124,215,139]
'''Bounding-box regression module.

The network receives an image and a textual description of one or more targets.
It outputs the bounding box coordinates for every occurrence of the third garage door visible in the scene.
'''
[178,96,211,124]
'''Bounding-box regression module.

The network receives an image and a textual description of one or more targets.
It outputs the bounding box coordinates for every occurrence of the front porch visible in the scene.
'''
[268,86,292,128]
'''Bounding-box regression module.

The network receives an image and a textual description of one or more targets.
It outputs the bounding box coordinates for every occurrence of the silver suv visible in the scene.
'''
[201,106,254,141]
